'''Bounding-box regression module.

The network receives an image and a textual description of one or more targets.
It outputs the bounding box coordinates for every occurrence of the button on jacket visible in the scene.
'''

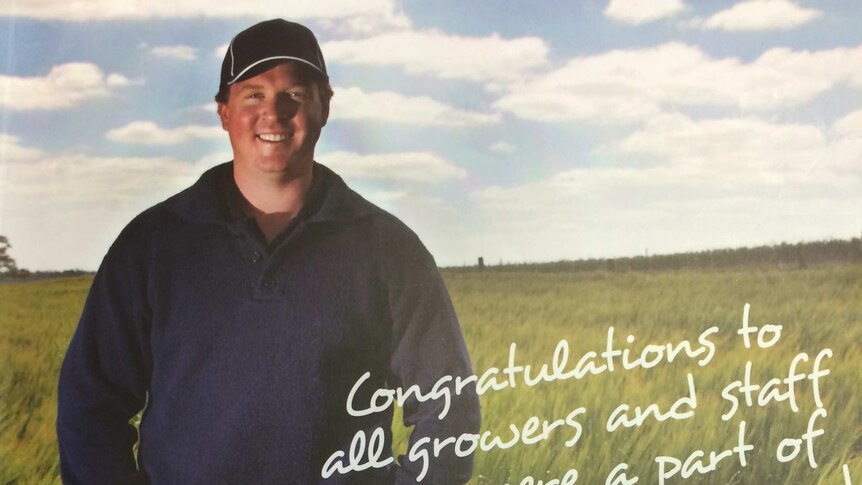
[57,161,481,484]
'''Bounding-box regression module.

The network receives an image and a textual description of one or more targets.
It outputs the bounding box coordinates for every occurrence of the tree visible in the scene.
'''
[0,235,19,274]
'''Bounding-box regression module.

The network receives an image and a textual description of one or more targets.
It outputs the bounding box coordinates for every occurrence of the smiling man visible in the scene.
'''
[219,59,329,242]
[57,19,480,484]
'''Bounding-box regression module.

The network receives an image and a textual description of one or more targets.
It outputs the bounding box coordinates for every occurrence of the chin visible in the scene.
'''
[259,157,311,176]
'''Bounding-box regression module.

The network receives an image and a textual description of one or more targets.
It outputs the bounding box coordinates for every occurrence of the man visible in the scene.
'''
[57,19,480,484]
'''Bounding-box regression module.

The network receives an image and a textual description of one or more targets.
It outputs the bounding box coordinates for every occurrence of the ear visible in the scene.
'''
[321,98,330,128]
[217,102,229,131]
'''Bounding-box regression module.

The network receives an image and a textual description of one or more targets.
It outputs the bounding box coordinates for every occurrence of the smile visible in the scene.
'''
[257,133,287,142]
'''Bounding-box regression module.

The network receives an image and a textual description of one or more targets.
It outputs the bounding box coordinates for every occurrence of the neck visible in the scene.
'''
[233,163,314,243]
[233,163,313,217]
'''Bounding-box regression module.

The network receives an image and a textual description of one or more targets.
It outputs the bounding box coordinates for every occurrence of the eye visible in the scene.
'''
[246,92,263,100]
[287,90,310,101]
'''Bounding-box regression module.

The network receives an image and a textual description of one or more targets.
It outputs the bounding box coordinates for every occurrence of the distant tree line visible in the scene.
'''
[0,235,29,278]
[0,235,96,283]
[452,238,862,273]
[2,235,861,281]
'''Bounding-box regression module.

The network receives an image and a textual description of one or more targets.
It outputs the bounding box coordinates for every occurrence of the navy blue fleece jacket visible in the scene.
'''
[57,162,480,484]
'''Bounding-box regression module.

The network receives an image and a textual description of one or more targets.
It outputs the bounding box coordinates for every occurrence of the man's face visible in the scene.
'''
[218,61,328,180]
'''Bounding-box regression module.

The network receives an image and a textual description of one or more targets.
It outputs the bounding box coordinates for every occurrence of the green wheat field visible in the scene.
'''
[2,265,861,484]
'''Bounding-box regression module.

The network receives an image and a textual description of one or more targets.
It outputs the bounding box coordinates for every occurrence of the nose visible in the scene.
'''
[263,92,299,122]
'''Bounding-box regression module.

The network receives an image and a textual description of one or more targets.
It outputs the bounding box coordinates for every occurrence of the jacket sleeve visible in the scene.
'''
[57,223,152,484]
[383,226,482,485]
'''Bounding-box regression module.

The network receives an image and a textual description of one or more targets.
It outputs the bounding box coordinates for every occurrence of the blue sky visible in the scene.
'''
[1,0,860,271]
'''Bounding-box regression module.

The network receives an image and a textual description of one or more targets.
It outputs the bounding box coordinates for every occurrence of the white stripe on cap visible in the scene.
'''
[229,41,236,76]
[227,56,326,84]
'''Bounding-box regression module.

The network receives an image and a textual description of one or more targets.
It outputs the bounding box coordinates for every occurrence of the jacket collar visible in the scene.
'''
[162,161,375,226]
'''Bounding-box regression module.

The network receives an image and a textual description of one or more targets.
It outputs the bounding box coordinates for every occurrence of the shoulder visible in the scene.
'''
[318,163,428,251]
[157,162,232,225]
[340,179,438,279]
[104,162,231,262]
[126,161,231,230]
[316,162,438,276]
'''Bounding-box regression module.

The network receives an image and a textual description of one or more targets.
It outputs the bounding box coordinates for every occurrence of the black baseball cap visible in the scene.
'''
[219,19,328,93]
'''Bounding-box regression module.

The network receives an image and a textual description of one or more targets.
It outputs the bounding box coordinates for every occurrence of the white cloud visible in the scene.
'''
[606,112,860,185]
[494,42,862,124]
[699,0,822,32]
[190,151,234,172]
[611,113,827,172]
[469,113,862,262]
[190,102,219,113]
[0,0,409,29]
[214,44,229,59]
[0,63,132,110]
[831,108,862,137]
[367,190,407,203]
[0,136,234,270]
[317,151,467,182]
[5,154,189,203]
[0,134,43,161]
[106,121,223,145]
[489,141,515,153]
[148,44,198,61]
[1,152,195,270]
[329,86,500,126]
[323,29,549,84]
[316,9,411,35]
[604,0,686,25]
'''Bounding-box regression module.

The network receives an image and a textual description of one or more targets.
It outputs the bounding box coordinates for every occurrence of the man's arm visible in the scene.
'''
[57,224,152,484]
[383,226,482,485]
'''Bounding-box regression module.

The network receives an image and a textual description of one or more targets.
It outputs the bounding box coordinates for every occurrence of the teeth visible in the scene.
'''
[258,133,286,142]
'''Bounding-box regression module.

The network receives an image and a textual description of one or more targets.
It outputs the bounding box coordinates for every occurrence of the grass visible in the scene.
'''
[2,267,861,484]
[0,276,89,484]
